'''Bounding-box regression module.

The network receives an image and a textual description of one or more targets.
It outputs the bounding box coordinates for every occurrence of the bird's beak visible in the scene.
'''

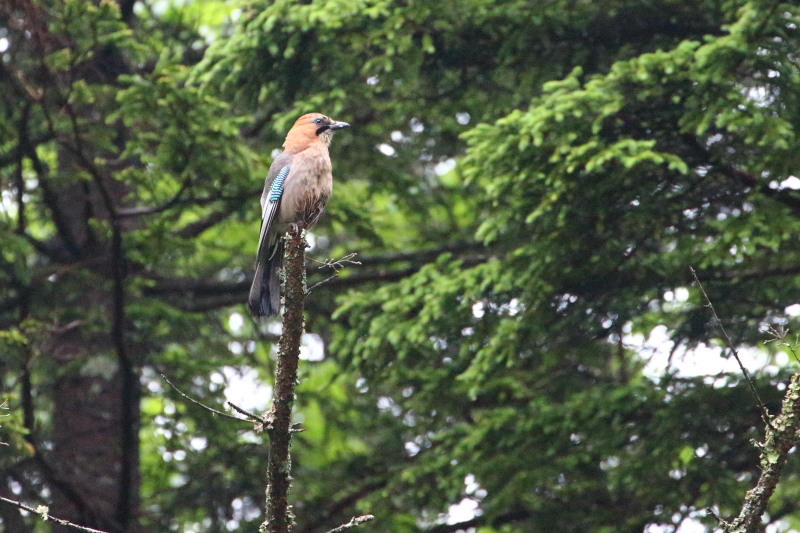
[329,121,350,130]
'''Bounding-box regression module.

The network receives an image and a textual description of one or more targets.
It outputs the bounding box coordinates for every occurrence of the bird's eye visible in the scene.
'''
[314,118,323,125]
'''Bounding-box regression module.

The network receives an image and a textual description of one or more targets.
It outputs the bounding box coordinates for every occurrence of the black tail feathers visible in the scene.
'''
[248,240,284,318]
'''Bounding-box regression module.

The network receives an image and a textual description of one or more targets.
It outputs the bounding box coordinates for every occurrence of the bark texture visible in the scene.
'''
[262,228,306,533]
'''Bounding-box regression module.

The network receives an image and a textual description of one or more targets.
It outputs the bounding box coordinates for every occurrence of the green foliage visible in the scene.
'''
[4,0,800,532]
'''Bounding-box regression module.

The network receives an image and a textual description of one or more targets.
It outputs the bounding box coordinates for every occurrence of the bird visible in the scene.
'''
[248,112,350,318]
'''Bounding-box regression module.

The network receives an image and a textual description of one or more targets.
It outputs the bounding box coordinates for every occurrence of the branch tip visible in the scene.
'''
[161,373,248,423]
[324,515,375,533]
[689,267,773,429]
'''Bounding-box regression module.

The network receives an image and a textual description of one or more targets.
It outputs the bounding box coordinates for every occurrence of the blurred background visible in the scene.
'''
[2,0,800,532]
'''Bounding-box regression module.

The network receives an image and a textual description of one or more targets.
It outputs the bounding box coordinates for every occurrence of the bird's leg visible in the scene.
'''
[287,223,309,247]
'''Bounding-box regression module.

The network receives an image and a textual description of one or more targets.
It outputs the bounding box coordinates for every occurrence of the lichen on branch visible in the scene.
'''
[262,228,306,533]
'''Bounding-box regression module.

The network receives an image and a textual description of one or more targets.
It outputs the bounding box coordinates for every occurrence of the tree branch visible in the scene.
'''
[690,267,771,427]
[323,515,374,533]
[721,371,800,533]
[143,250,488,302]
[296,481,387,533]
[0,496,110,533]
[263,227,307,533]
[161,374,251,423]
[174,208,237,239]
[115,176,192,217]
[423,508,531,533]
[691,271,800,533]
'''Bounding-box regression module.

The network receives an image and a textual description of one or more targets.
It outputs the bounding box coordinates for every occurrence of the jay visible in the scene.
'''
[248,113,349,318]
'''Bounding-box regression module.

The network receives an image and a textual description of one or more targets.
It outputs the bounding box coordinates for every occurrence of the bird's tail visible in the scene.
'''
[248,239,284,318]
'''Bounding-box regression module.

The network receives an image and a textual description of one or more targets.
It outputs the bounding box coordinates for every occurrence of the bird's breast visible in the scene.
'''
[278,145,333,227]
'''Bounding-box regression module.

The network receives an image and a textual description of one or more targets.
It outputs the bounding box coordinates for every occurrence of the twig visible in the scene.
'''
[689,267,772,428]
[706,507,726,526]
[763,325,800,364]
[160,374,248,423]
[323,515,374,533]
[295,481,386,533]
[307,275,340,293]
[309,252,360,272]
[227,401,265,422]
[307,253,361,293]
[0,496,110,533]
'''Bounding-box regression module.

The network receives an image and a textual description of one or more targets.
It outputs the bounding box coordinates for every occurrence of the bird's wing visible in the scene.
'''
[256,163,291,260]
[260,152,293,209]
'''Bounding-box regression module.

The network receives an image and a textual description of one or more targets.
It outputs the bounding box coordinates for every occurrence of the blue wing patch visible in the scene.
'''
[269,165,291,204]
[256,164,290,261]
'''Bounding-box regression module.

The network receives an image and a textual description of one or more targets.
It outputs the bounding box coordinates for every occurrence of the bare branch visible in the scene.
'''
[161,374,249,423]
[0,497,110,533]
[309,252,361,272]
[296,481,387,533]
[690,266,772,428]
[227,401,265,422]
[307,253,361,293]
[691,267,800,533]
[116,177,192,217]
[323,515,374,533]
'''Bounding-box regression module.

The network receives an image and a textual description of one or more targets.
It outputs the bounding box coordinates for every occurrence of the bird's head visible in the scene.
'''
[283,113,350,152]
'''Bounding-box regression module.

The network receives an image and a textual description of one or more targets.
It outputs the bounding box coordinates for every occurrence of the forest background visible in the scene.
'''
[2,1,800,532]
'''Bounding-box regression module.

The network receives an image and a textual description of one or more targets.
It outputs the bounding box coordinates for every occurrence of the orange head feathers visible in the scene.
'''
[282,113,350,153]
